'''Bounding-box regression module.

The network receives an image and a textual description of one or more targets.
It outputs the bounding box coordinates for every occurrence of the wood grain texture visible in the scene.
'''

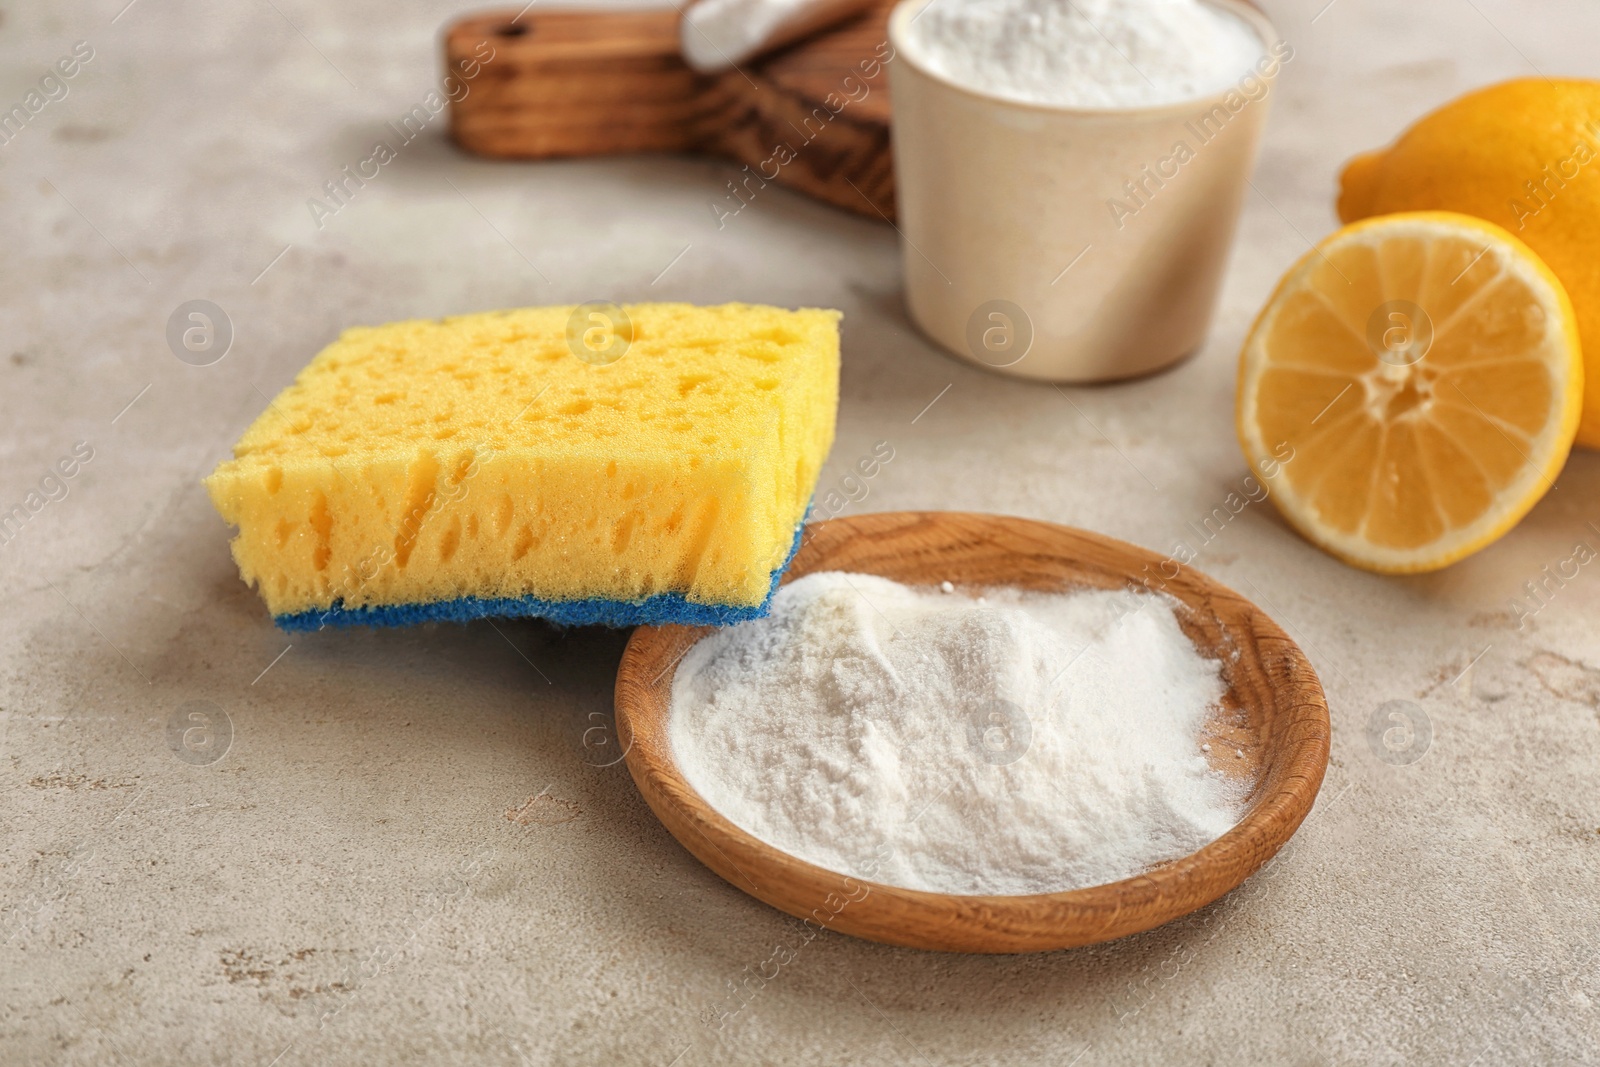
[615,511,1330,953]
[444,5,896,219]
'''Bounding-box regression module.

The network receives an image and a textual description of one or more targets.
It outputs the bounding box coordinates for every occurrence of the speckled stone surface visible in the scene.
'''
[3,0,1598,1063]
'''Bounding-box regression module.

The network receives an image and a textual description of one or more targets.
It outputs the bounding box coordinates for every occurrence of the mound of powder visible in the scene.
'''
[669,572,1245,896]
[904,0,1264,109]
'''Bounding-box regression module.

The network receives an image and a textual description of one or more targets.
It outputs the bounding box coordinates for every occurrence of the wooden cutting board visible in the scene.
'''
[443,3,897,220]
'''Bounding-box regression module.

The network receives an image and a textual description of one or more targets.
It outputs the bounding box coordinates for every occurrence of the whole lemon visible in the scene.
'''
[1339,78,1600,446]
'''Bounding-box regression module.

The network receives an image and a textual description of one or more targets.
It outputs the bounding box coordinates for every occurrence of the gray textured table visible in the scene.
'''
[3,0,1597,1063]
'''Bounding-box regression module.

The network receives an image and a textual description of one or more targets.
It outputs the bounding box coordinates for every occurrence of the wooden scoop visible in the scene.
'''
[444,3,897,219]
[679,0,880,72]
[614,511,1331,953]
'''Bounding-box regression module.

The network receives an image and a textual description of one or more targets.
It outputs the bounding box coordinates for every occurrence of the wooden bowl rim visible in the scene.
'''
[615,510,1330,952]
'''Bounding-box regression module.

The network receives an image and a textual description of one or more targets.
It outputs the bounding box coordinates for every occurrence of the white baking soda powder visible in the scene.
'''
[905,0,1264,109]
[669,572,1244,896]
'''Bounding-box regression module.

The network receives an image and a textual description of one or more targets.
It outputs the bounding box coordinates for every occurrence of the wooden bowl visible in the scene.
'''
[614,511,1329,953]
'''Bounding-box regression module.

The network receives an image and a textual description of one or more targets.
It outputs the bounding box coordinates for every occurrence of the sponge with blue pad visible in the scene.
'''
[204,303,839,630]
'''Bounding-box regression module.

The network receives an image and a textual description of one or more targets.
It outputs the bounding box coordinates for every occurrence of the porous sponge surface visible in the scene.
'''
[276,515,806,632]
[204,303,840,623]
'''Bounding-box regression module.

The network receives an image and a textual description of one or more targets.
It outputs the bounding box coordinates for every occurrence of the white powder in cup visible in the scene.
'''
[904,0,1265,109]
[669,572,1245,896]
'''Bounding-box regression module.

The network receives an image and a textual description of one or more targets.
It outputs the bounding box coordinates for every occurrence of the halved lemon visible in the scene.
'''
[1237,211,1582,573]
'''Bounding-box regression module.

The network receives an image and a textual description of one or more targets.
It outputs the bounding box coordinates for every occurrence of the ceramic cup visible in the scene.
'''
[887,0,1283,382]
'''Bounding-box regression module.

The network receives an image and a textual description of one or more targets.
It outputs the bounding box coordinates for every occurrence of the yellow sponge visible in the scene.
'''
[205,303,840,630]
